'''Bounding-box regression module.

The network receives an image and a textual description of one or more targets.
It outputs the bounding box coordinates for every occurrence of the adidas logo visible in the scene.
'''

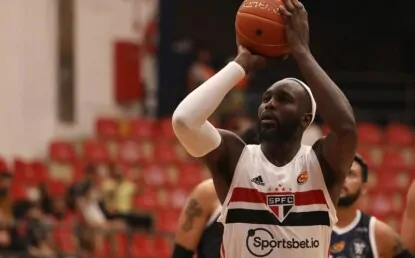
[251,176,265,186]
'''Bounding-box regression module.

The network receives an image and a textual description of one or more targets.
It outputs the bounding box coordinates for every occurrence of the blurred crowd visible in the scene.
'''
[0,163,152,258]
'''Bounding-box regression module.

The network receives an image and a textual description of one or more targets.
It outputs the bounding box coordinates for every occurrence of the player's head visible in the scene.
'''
[338,154,369,207]
[257,78,316,143]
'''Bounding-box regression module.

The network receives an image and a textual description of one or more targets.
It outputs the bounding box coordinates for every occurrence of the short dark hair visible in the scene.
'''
[354,154,368,183]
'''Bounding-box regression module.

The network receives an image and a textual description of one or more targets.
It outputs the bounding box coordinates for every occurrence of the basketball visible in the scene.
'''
[235,0,290,57]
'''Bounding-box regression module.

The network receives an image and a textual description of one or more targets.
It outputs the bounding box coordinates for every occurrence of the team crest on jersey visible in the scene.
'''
[330,241,345,253]
[351,239,367,256]
[266,193,295,222]
[297,171,308,184]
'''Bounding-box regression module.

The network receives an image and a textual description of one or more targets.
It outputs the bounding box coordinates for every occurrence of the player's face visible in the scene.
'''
[338,161,364,207]
[257,80,311,143]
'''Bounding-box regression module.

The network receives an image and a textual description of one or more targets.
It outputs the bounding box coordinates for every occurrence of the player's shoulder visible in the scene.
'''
[190,179,218,203]
[373,218,398,249]
[374,218,408,257]
[195,179,215,192]
[374,218,394,235]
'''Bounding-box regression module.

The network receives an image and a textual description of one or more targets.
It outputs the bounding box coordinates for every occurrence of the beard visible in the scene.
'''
[338,187,361,207]
[256,117,301,144]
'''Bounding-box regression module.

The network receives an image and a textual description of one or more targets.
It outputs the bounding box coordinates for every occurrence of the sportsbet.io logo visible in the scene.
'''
[246,228,320,257]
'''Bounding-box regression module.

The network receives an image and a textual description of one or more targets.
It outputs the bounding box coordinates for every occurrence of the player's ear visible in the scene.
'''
[301,113,312,129]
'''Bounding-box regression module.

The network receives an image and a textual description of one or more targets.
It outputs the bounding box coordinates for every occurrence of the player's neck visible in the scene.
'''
[336,206,359,228]
[260,139,302,167]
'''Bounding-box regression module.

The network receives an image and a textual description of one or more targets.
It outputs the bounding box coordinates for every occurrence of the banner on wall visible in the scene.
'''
[114,41,143,104]
[58,0,75,123]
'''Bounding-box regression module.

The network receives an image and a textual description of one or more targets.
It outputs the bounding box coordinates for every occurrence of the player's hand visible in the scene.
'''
[280,0,310,56]
[234,45,286,74]
[234,45,267,73]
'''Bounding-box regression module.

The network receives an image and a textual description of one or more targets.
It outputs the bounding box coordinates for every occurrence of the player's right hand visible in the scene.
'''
[234,45,287,74]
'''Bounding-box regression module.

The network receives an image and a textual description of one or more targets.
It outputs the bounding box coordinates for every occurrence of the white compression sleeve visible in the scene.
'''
[172,62,246,157]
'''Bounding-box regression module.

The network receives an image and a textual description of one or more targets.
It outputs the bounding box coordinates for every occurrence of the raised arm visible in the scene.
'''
[401,181,415,255]
[172,60,246,187]
[281,0,357,200]
[172,47,268,193]
[172,60,245,158]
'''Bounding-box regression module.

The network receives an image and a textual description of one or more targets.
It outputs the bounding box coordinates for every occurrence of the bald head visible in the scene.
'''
[257,78,315,144]
[268,79,313,115]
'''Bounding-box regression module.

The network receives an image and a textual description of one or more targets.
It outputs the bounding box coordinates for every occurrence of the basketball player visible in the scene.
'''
[172,179,222,258]
[172,0,357,257]
[330,154,414,258]
[401,180,415,254]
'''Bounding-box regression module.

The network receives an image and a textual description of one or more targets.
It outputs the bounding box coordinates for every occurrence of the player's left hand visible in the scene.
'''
[279,0,310,55]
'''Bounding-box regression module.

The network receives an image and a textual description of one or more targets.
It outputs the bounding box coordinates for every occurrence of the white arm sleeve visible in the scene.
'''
[172,62,246,157]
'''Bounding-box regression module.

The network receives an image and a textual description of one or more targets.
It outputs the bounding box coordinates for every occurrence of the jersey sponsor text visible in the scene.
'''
[246,228,320,257]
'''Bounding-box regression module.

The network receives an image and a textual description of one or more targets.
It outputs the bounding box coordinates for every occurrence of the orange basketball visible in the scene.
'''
[235,0,290,57]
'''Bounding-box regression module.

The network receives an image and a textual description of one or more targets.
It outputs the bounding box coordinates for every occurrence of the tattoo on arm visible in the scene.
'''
[181,198,203,232]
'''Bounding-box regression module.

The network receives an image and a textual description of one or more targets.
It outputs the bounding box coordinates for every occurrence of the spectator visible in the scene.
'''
[77,182,107,229]
[0,171,25,257]
[48,189,78,256]
[67,164,102,211]
[76,181,108,256]
[0,209,23,258]
[102,165,136,214]
[101,165,153,232]
[24,203,55,258]
[67,164,110,256]
[187,49,215,92]
[0,172,13,217]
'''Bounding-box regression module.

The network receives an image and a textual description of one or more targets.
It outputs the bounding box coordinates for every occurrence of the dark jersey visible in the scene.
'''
[330,210,378,258]
[197,205,223,258]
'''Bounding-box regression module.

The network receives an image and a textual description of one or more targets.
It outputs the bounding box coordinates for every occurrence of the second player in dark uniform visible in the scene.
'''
[330,155,413,258]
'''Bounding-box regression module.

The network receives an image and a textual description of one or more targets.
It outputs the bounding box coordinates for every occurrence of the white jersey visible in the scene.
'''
[218,144,337,258]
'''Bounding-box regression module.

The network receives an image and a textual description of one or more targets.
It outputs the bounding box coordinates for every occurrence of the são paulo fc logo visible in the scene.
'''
[266,193,295,222]
[246,228,320,257]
